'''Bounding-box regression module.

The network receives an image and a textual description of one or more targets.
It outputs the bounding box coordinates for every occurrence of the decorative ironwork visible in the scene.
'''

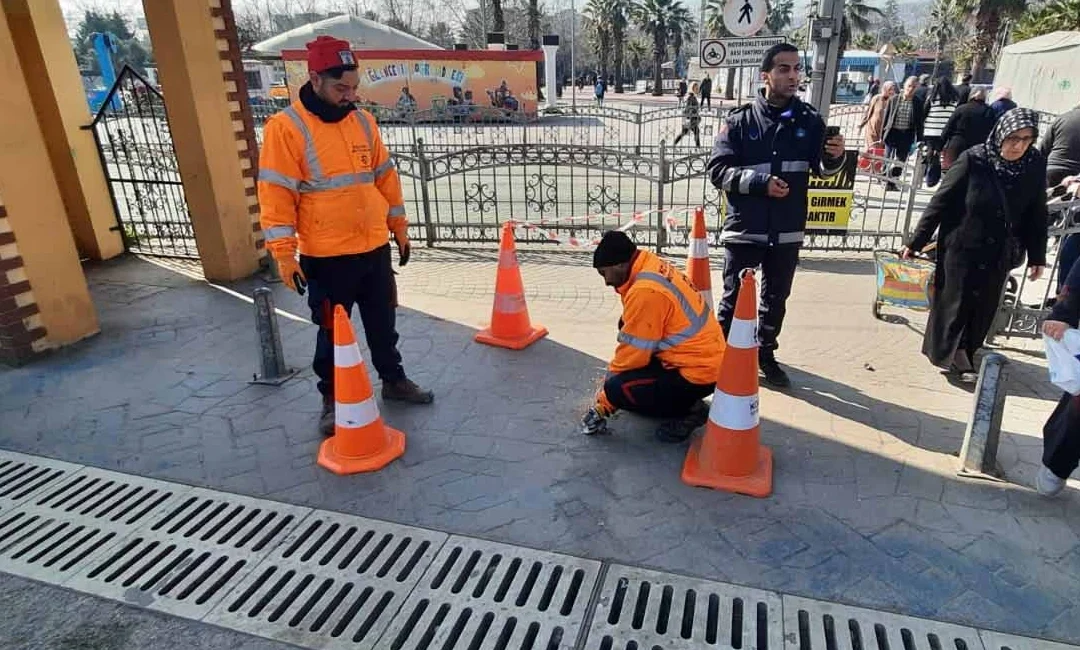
[587,184,621,215]
[525,173,558,214]
[465,181,497,214]
[87,65,197,258]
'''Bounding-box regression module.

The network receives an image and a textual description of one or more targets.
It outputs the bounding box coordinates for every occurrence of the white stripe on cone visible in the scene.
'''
[727,317,758,350]
[336,398,381,429]
[708,391,760,431]
[689,238,709,259]
[334,342,363,368]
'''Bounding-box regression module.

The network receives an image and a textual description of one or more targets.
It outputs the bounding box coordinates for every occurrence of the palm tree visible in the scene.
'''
[923,0,971,80]
[634,0,693,96]
[969,0,1025,79]
[610,0,632,92]
[839,0,885,60]
[1014,0,1080,39]
[626,38,650,80]
[703,0,737,99]
[584,0,614,81]
[766,0,795,34]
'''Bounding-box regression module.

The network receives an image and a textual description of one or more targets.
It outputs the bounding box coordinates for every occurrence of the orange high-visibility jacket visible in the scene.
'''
[258,103,406,259]
[610,250,725,385]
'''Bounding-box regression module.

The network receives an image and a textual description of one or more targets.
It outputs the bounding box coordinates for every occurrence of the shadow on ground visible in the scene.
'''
[2,255,1080,644]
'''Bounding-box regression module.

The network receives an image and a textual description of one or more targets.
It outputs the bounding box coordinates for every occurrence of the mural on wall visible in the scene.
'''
[282,49,542,120]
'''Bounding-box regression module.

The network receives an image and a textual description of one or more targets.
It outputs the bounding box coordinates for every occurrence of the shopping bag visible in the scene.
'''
[858,142,885,174]
[1044,328,1080,395]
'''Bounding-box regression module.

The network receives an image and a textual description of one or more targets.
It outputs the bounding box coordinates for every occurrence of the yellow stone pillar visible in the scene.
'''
[142,0,259,281]
[1,0,123,261]
[0,7,98,364]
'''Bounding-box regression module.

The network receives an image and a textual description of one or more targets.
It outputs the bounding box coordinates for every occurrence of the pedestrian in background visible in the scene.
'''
[881,76,926,191]
[940,87,998,171]
[673,82,702,147]
[860,80,896,150]
[904,109,1047,382]
[706,43,846,388]
[955,73,973,105]
[677,78,688,107]
[700,73,713,109]
[990,87,1018,119]
[922,77,960,187]
[258,36,434,436]
[1038,256,1080,497]
[1039,104,1080,292]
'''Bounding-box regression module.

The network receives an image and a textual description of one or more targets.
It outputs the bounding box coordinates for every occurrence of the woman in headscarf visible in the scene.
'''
[903,108,1048,381]
[860,80,896,150]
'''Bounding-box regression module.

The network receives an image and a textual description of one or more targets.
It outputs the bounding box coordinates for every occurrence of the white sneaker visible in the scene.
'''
[1036,465,1066,498]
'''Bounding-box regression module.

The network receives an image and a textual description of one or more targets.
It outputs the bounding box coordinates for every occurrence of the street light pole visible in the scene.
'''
[571,0,577,109]
[807,0,844,120]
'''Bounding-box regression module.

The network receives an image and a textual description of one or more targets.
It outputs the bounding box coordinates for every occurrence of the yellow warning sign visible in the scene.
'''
[806,190,853,230]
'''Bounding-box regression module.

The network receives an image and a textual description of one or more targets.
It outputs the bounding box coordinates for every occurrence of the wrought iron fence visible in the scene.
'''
[86,66,197,258]
[250,102,924,253]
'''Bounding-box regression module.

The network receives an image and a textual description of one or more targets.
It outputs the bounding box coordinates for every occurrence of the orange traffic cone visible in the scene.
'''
[681,269,773,497]
[685,207,713,311]
[318,305,405,475]
[475,221,548,350]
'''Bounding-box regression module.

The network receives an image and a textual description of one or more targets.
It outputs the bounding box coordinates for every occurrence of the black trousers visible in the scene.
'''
[603,359,714,419]
[300,245,405,398]
[719,243,800,357]
[1044,392,1080,480]
[673,125,701,147]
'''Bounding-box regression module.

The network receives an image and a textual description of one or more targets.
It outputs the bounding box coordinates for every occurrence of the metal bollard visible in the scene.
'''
[958,353,1008,481]
[250,287,298,386]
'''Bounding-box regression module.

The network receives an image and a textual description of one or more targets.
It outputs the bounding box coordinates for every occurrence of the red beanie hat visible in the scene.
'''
[307,36,355,73]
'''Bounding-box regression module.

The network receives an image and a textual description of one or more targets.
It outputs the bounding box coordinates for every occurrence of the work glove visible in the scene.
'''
[395,232,411,267]
[275,255,306,294]
[580,406,610,436]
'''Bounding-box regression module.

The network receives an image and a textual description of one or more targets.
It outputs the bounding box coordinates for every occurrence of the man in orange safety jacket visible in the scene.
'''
[258,36,433,436]
[582,230,726,442]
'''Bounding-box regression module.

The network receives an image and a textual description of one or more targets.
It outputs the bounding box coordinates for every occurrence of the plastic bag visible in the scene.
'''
[1044,328,1080,395]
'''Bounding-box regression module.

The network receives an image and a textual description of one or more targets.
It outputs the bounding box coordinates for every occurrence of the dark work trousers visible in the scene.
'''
[1043,392,1080,480]
[718,243,800,358]
[300,244,405,399]
[603,358,715,419]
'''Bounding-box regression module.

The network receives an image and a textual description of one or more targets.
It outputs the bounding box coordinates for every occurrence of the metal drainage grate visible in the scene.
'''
[584,564,782,650]
[980,631,1079,650]
[782,595,984,650]
[0,450,83,510]
[65,488,310,620]
[0,468,191,584]
[381,536,601,650]
[204,511,448,650]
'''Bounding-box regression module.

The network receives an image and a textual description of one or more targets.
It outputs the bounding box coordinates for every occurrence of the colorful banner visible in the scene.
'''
[282,49,542,119]
[806,151,857,233]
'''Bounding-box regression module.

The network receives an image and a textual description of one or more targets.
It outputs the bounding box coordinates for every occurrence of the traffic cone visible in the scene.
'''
[318,305,405,475]
[685,207,713,311]
[475,222,549,350]
[681,269,773,497]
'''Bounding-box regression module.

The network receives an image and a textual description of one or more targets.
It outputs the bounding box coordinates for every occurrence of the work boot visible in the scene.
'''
[654,401,710,443]
[382,378,434,404]
[759,356,792,388]
[318,396,335,437]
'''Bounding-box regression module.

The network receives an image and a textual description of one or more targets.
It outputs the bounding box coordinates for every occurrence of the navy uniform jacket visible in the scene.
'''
[706,92,844,246]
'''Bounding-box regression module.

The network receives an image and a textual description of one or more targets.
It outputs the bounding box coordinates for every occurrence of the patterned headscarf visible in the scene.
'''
[980,107,1040,184]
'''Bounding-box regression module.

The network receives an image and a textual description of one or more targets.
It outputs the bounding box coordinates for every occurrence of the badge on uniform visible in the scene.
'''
[795,128,807,138]
[338,49,355,65]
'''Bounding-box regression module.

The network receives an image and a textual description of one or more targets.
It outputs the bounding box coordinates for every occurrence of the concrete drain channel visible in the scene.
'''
[0,450,1074,650]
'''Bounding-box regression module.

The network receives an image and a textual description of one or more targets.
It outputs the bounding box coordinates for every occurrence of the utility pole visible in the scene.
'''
[807,0,844,120]
[570,0,577,108]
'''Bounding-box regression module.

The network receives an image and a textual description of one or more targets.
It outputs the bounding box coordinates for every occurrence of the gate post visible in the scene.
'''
[416,138,436,247]
[636,104,644,156]
[656,140,668,254]
[901,148,927,239]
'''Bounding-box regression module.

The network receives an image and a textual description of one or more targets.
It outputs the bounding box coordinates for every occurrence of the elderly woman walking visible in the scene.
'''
[903,109,1048,380]
[860,80,896,150]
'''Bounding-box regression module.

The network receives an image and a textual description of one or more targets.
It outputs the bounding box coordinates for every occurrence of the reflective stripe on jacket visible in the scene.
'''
[258,102,407,259]
[610,250,725,385]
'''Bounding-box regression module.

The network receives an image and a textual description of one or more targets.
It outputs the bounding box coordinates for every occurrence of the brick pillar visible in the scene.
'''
[212,0,265,264]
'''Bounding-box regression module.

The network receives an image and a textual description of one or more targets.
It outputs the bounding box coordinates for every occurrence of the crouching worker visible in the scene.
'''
[582,231,726,442]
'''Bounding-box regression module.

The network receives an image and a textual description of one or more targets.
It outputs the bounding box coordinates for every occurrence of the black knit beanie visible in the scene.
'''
[592,230,637,268]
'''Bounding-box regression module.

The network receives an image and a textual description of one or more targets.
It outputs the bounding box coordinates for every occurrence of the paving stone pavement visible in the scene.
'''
[2,251,1079,645]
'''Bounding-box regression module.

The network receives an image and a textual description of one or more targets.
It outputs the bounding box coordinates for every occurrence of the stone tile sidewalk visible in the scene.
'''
[1,250,1078,644]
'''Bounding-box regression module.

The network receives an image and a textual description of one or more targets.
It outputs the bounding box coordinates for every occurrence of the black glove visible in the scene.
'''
[395,233,411,267]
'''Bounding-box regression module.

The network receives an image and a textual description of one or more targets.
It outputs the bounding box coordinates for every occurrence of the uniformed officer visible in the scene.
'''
[706,42,846,388]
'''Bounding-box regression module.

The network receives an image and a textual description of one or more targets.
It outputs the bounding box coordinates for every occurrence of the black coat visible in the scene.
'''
[941,101,998,159]
[908,146,1048,365]
[882,94,926,141]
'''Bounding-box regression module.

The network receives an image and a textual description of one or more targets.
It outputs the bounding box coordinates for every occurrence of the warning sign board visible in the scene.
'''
[806,151,857,233]
[699,36,786,69]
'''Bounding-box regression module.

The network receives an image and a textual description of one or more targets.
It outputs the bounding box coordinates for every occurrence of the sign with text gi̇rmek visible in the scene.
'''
[806,150,857,234]
[699,37,786,69]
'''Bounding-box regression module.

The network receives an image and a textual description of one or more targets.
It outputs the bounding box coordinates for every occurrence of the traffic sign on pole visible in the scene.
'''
[699,36,785,69]
[722,0,767,37]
